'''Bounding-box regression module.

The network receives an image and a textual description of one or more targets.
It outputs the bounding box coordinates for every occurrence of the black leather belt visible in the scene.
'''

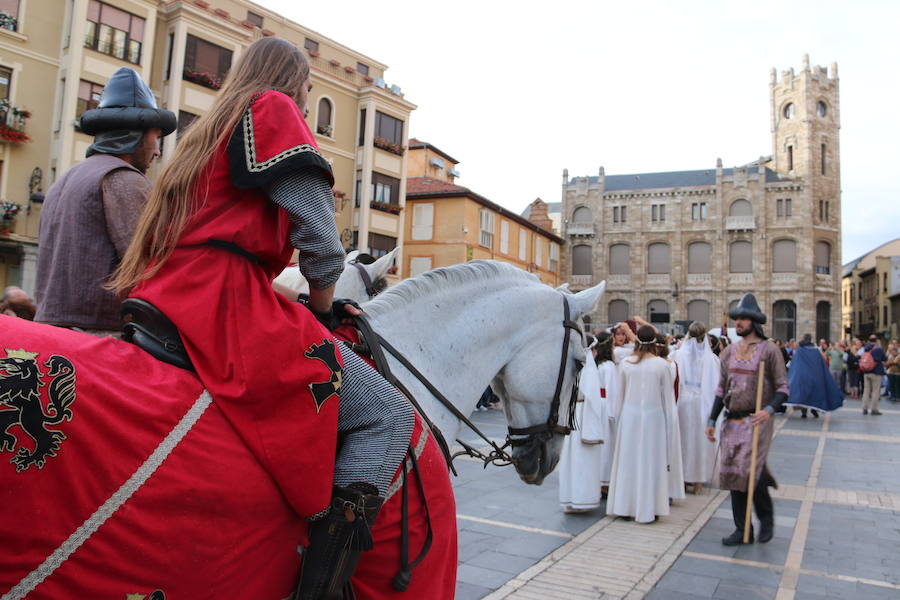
[725,409,753,420]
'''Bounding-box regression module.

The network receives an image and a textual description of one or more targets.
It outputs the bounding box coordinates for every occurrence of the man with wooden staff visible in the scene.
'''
[705,293,789,546]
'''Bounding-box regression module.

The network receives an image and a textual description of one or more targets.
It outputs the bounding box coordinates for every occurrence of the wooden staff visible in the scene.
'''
[743,360,766,544]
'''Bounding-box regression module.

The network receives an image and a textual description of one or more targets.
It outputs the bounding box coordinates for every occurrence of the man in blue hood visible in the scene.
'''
[785,333,844,417]
[35,67,176,335]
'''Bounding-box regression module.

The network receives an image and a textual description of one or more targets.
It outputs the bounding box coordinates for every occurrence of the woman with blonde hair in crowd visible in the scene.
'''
[673,321,720,493]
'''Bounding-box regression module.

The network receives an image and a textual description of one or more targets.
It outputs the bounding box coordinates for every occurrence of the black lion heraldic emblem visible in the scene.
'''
[304,340,343,412]
[0,349,76,472]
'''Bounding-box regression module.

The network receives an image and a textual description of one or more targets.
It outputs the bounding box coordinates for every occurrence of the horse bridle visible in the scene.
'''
[350,260,380,298]
[353,295,584,470]
[505,296,583,450]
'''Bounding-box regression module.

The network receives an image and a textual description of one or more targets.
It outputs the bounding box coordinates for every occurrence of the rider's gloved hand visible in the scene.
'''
[299,296,362,330]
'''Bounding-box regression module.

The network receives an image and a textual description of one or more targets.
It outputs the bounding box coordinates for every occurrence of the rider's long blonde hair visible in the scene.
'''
[109,37,310,294]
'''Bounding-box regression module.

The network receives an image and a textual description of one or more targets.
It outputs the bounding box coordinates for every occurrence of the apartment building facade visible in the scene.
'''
[561,56,842,341]
[0,0,414,293]
[404,140,561,285]
[841,238,900,340]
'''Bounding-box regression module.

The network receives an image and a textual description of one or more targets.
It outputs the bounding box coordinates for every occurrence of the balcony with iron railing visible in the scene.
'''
[0,100,30,145]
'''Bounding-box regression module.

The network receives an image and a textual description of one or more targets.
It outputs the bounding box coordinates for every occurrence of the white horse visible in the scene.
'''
[272,248,398,303]
[361,261,606,484]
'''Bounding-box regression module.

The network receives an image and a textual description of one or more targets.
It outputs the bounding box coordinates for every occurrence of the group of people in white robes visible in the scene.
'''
[559,319,720,524]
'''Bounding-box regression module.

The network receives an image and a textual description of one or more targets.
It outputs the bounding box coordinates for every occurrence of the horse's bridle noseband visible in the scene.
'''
[350,260,380,298]
[506,296,583,448]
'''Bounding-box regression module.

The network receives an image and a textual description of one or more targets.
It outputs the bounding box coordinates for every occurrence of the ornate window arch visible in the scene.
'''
[729,198,752,217]
[572,205,592,223]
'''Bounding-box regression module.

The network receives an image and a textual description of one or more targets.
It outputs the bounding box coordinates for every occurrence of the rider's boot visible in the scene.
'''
[296,483,385,600]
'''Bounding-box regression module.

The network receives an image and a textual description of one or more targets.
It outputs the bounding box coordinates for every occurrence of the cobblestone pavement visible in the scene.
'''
[453,397,900,599]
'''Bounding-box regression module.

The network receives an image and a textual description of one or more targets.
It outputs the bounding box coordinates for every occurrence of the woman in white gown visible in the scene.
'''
[558,335,606,512]
[672,321,720,492]
[607,325,684,523]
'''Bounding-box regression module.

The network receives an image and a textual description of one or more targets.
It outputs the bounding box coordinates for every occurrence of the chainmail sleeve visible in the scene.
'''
[335,346,415,496]
[265,167,345,290]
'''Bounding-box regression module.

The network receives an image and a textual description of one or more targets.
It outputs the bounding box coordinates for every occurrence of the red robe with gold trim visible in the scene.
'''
[132,90,340,521]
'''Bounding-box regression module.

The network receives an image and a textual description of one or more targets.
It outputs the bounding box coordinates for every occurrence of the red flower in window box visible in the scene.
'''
[307,49,320,57]
[183,69,223,91]
[193,0,210,8]
[373,136,405,156]
[344,65,355,74]
[0,124,29,144]
[213,8,229,18]
[261,28,275,37]
[370,200,401,215]
[240,20,255,29]
[364,76,374,83]
[329,59,341,67]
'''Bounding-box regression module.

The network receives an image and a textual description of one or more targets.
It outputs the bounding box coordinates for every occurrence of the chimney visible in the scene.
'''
[527,198,553,232]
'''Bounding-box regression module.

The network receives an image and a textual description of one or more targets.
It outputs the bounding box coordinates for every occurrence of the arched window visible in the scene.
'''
[316,97,333,135]
[608,299,629,325]
[729,241,752,273]
[571,244,593,276]
[687,299,710,326]
[648,299,669,324]
[609,244,630,275]
[773,300,797,341]
[729,199,752,217]
[572,206,592,223]
[647,243,670,274]
[688,242,712,274]
[772,239,797,273]
[815,241,831,274]
[816,301,831,342]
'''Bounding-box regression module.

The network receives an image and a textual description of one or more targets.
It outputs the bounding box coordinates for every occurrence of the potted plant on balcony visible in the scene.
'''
[370,200,401,215]
[0,100,30,144]
[316,123,333,136]
[1,200,21,235]
[373,136,404,156]
[307,48,319,58]
[329,58,341,67]
[183,69,223,90]
[344,65,355,74]
[0,10,17,31]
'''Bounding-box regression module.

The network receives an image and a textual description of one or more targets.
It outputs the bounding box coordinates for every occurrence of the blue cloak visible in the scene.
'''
[786,345,844,411]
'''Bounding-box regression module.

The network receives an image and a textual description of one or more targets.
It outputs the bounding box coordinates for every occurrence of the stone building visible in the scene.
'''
[841,238,900,340]
[561,56,842,342]
[0,0,414,293]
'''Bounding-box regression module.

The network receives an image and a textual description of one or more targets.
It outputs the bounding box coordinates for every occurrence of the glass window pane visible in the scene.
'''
[609,244,629,275]
[647,243,670,274]
[97,24,114,54]
[128,40,141,64]
[730,241,752,273]
[572,245,592,275]
[112,28,126,59]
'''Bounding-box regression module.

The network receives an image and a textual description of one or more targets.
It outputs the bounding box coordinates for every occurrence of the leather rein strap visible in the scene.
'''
[350,261,379,298]
[352,295,581,469]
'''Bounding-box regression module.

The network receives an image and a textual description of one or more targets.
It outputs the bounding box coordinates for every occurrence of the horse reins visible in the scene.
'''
[352,295,583,470]
[350,260,380,298]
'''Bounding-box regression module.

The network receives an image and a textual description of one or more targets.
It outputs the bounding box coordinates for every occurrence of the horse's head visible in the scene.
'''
[339,247,398,302]
[497,281,606,485]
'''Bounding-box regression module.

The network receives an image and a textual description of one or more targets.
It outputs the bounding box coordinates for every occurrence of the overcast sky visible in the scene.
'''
[259,0,899,263]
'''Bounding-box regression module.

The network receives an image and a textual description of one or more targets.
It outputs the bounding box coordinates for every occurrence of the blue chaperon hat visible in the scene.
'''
[80,67,176,137]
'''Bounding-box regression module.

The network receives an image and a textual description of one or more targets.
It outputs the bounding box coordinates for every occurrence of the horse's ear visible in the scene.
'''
[345,250,360,263]
[556,282,571,293]
[369,247,399,280]
[570,281,606,318]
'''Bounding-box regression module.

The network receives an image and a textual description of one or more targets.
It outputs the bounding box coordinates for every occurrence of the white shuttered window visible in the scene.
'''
[411,203,433,240]
[518,229,526,260]
[409,257,432,277]
[500,221,509,254]
[479,210,494,248]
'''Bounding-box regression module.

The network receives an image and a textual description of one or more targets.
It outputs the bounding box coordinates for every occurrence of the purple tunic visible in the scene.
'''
[716,339,789,491]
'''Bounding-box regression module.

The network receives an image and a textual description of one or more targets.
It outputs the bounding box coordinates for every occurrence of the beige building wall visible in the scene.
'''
[0,0,415,293]
[562,56,842,340]
[841,238,900,340]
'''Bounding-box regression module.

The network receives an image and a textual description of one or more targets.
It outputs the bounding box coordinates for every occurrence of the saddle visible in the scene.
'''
[121,299,195,372]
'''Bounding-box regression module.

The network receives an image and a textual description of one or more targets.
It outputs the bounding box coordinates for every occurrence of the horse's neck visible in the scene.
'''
[367,285,537,440]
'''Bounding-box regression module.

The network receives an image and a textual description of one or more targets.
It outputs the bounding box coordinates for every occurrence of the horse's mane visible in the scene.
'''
[363,260,540,317]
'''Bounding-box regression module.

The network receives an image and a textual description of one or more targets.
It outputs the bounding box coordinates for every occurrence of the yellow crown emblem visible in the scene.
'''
[5,349,38,360]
